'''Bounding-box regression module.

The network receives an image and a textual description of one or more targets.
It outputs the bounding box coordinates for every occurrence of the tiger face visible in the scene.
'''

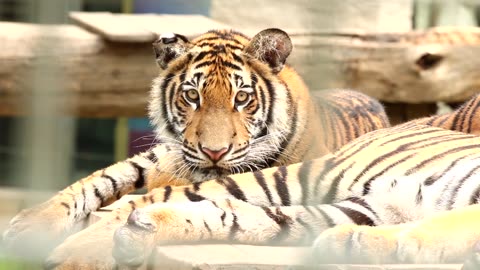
[149,29,295,182]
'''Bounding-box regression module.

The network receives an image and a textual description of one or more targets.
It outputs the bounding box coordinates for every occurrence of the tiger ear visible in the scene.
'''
[244,28,292,73]
[152,33,190,69]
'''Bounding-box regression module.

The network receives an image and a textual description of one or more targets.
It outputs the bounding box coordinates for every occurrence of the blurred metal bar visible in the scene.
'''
[11,0,79,201]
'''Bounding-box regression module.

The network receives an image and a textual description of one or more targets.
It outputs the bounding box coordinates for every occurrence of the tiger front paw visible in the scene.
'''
[44,218,124,270]
[112,209,157,268]
[3,200,72,256]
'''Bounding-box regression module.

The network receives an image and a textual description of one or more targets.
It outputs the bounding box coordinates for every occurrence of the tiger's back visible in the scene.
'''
[413,94,480,135]
[312,90,389,153]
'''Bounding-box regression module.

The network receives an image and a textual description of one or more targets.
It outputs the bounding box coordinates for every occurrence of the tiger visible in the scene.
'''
[147,28,389,184]
[3,28,390,268]
[33,93,480,270]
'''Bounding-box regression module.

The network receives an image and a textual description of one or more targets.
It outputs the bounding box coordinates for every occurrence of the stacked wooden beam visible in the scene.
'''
[0,13,479,117]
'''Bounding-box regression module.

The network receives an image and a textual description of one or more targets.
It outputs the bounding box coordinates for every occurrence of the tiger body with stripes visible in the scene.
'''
[3,28,390,269]
[37,94,480,269]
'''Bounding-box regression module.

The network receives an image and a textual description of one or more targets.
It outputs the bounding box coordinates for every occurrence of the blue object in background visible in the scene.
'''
[128,118,155,156]
[133,0,211,16]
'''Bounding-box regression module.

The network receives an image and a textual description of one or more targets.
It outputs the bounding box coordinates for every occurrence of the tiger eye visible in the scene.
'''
[235,91,249,104]
[186,89,199,101]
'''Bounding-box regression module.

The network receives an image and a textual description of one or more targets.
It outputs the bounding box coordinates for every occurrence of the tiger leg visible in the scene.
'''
[112,199,330,268]
[110,195,386,268]
[41,146,374,266]
[42,157,328,269]
[3,144,181,255]
[48,196,377,269]
[313,202,480,264]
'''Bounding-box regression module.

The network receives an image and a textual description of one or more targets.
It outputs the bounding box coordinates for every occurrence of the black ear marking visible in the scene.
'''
[244,28,292,73]
[152,33,190,69]
[161,36,177,44]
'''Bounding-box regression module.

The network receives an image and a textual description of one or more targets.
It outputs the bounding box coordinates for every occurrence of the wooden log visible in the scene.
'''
[0,15,227,118]
[69,12,229,42]
[0,22,154,117]
[1,19,480,117]
[291,27,480,103]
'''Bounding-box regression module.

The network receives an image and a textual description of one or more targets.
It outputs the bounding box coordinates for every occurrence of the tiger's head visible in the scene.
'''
[149,29,297,182]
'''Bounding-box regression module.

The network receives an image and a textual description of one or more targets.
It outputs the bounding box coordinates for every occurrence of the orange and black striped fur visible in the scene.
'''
[147,28,388,184]
[413,96,480,135]
[3,28,388,253]
[32,93,480,269]
[6,28,480,269]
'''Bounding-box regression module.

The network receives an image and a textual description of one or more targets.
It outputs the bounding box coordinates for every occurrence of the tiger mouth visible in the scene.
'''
[198,166,230,176]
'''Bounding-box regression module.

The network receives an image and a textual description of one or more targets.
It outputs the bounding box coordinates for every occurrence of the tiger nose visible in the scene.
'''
[200,145,230,163]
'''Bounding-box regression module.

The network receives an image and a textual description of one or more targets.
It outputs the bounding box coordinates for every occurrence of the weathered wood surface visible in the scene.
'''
[69,12,228,42]
[149,247,462,270]
[1,19,480,117]
[88,195,462,270]
[0,22,151,117]
[291,27,480,103]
